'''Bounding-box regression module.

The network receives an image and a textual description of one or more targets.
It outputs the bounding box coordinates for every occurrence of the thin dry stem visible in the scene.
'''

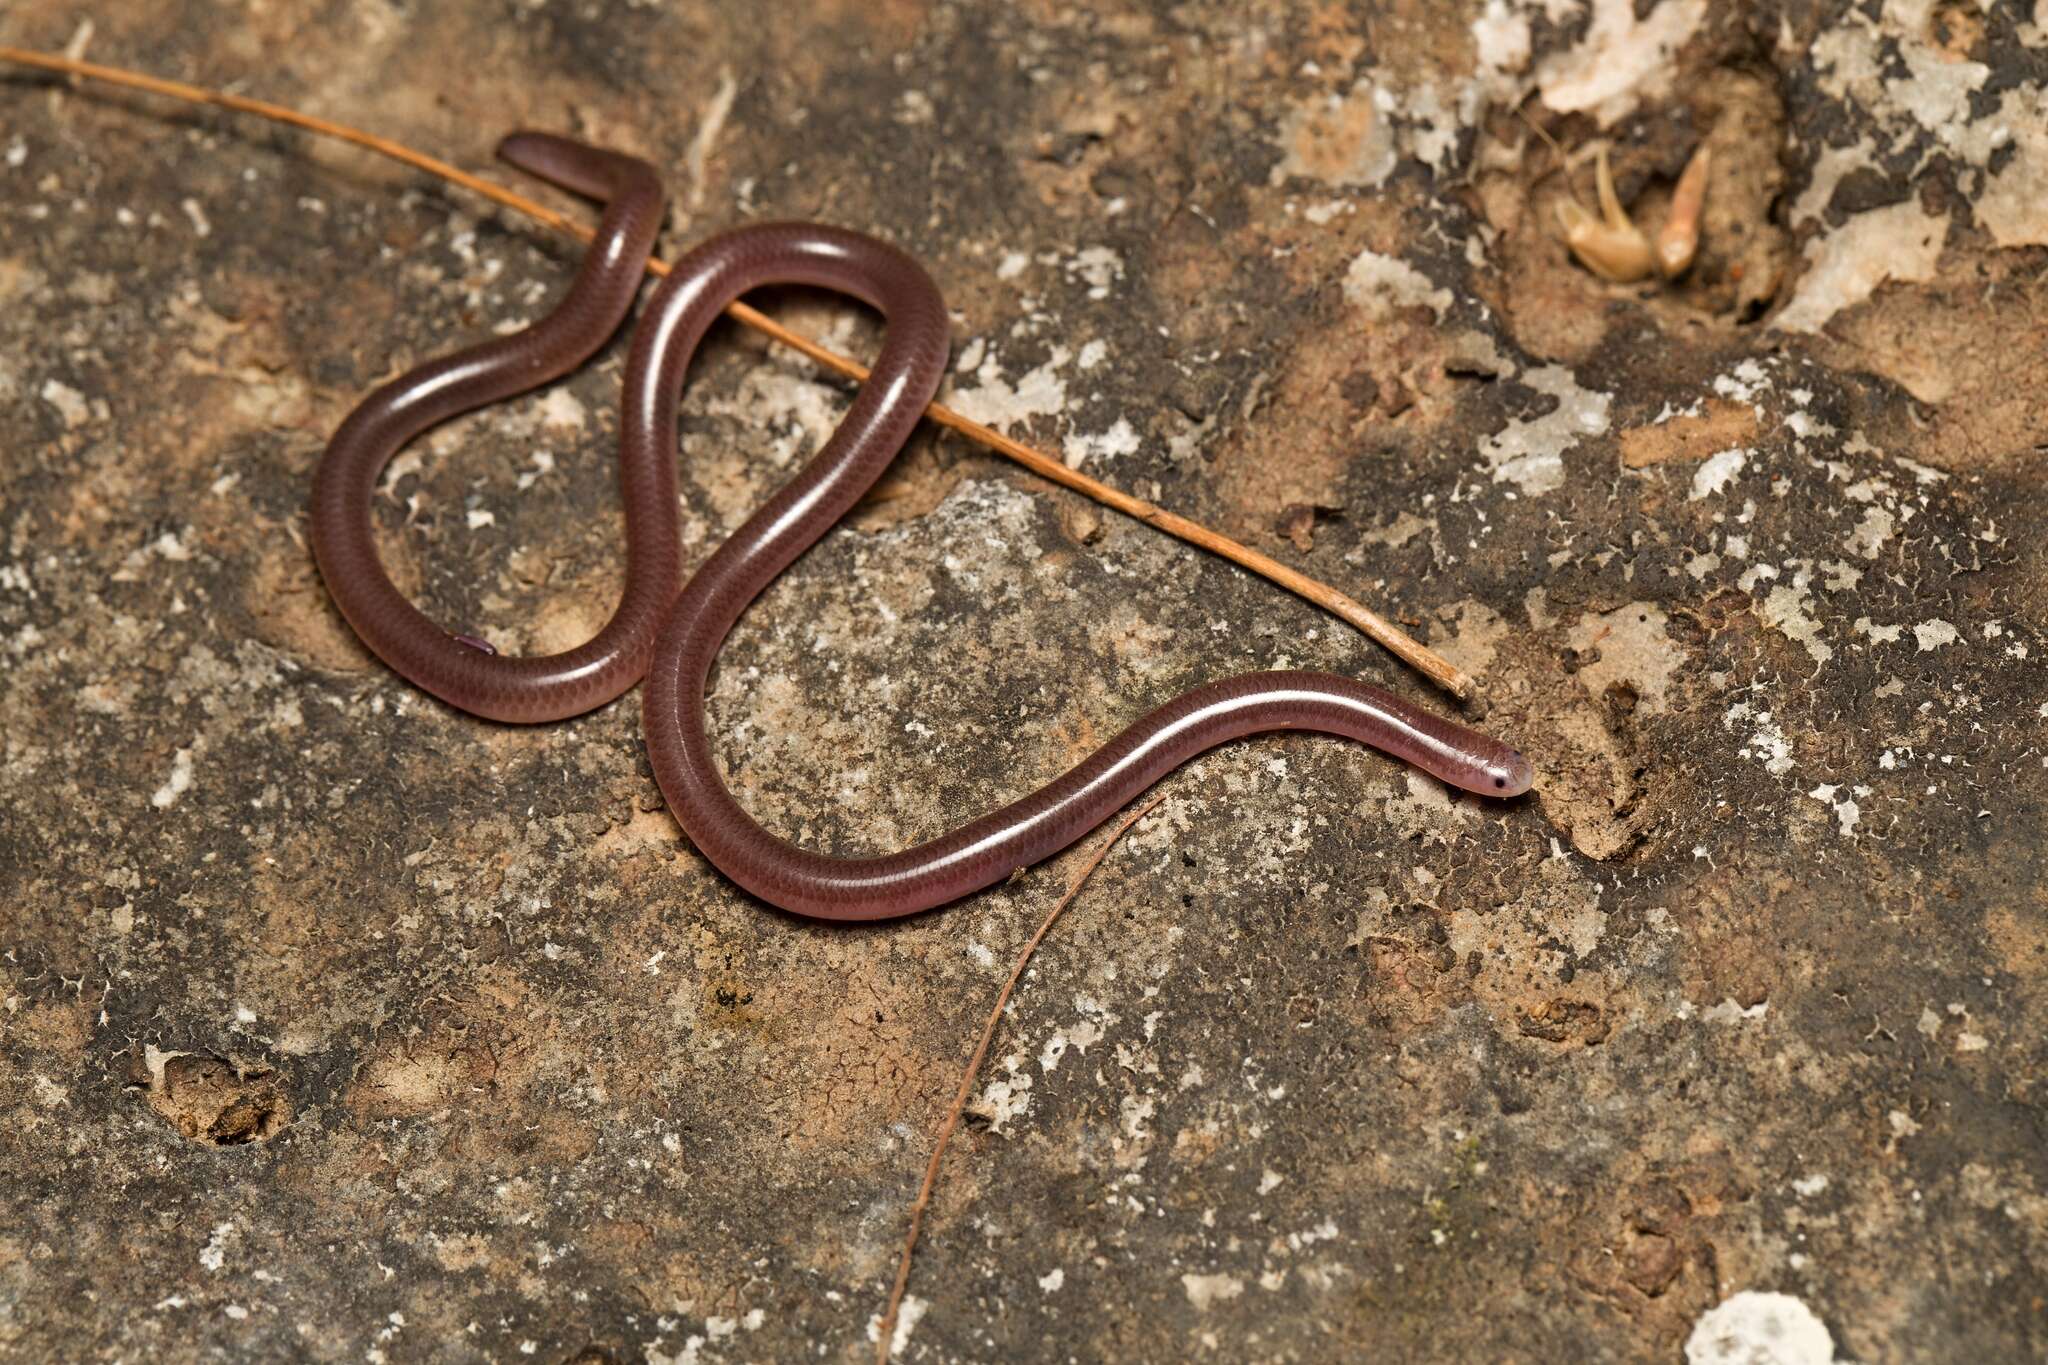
[873,792,1170,1363]
[0,44,1476,701]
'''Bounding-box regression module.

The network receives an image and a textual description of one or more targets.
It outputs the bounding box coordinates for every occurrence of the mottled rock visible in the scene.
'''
[1,3,2044,1363]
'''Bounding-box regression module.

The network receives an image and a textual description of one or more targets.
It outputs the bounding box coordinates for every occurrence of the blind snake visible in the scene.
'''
[311,133,1535,923]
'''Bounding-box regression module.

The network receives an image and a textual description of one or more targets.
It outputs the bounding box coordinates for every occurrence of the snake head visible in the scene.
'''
[1483,746,1535,798]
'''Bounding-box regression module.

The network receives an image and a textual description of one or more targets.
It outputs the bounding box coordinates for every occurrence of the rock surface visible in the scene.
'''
[2,2,2044,1361]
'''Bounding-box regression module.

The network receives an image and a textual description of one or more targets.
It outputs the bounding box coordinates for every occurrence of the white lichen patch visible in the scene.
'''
[1809,1,2048,248]
[1806,784,1862,839]
[1472,1,1533,85]
[1818,560,1867,593]
[946,344,1072,432]
[1724,702,1794,777]
[1062,417,1141,470]
[1774,0,2048,338]
[1063,246,1124,300]
[972,1055,1035,1133]
[1478,365,1612,496]
[1341,249,1452,321]
[1180,1272,1245,1311]
[515,450,555,492]
[151,746,196,809]
[1790,135,1880,227]
[1912,619,1959,652]
[1760,581,1831,668]
[1356,510,1434,553]
[1972,87,2048,248]
[895,90,933,125]
[198,1222,236,1274]
[1691,448,1748,500]
[1537,0,1709,126]
[864,1296,926,1357]
[1685,1290,1837,1365]
[1037,1009,1107,1074]
[1772,200,1947,335]
[1713,358,1774,409]
[39,377,91,428]
[1844,505,1894,560]
[535,387,587,432]
[1269,46,1515,194]
[704,366,856,471]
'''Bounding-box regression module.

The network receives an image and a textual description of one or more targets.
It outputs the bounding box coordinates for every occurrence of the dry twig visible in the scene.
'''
[873,791,1170,1363]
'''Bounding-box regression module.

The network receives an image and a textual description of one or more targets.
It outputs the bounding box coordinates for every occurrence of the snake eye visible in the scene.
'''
[1494,776,1506,789]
